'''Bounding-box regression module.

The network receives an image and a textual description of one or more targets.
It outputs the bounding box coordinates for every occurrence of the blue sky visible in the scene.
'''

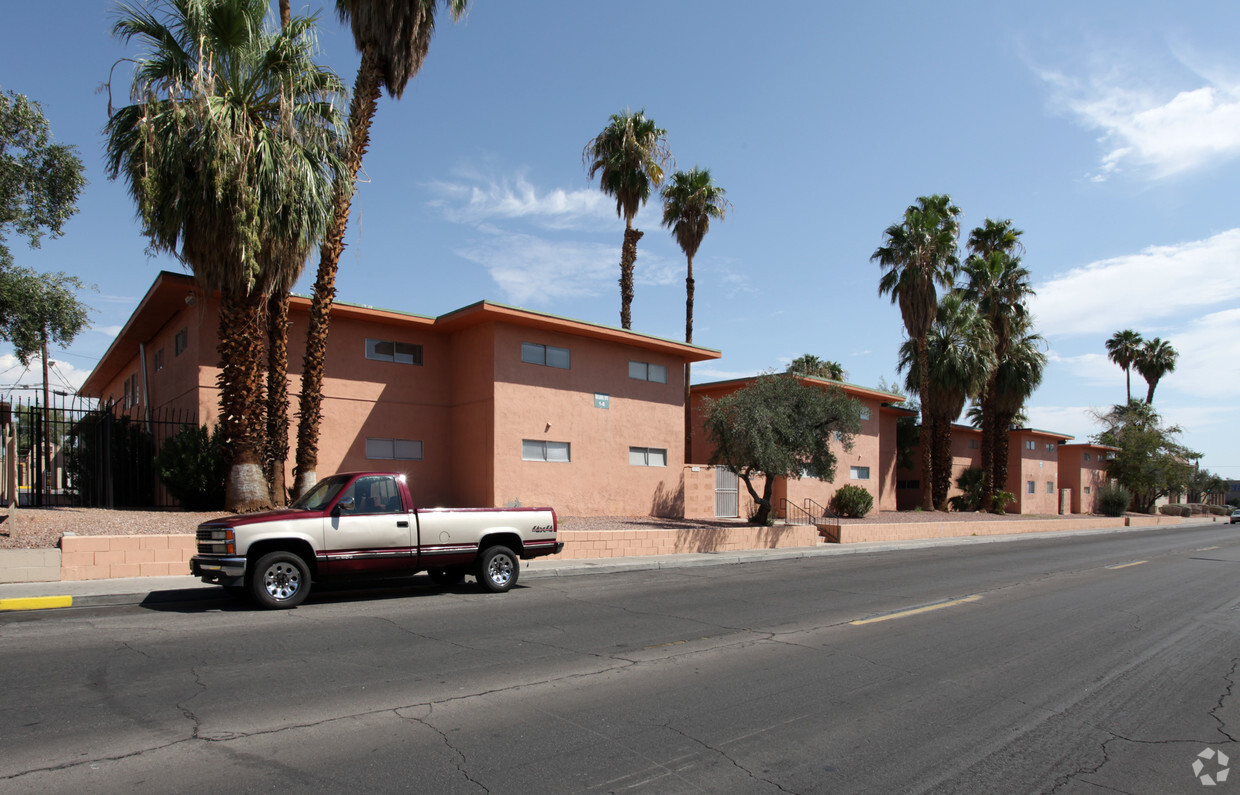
[2,2,1238,477]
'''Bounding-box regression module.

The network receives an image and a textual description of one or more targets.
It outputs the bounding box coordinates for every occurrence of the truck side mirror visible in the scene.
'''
[333,496,355,515]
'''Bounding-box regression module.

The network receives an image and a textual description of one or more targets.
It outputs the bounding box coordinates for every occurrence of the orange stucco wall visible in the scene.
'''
[1058,444,1113,514]
[1008,430,1064,515]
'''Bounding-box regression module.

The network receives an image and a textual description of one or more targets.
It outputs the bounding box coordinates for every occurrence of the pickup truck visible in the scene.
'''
[190,471,562,609]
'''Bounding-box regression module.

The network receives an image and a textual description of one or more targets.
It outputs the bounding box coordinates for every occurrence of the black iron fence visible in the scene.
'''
[0,393,196,508]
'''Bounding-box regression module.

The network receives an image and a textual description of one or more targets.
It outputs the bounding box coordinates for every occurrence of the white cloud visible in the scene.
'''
[1045,350,1117,387]
[93,325,123,337]
[1157,307,1240,399]
[454,233,616,306]
[428,173,611,231]
[0,353,91,394]
[1030,228,1240,337]
[1039,58,1240,179]
[1025,405,1100,441]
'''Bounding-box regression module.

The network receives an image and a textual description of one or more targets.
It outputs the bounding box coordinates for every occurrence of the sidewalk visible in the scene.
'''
[0,523,1172,612]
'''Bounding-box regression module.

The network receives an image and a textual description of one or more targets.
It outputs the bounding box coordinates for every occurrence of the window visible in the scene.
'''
[1084,452,1092,461]
[123,373,139,409]
[628,361,667,383]
[897,479,920,489]
[1084,486,1092,495]
[122,377,131,409]
[174,327,187,356]
[629,447,667,467]
[338,474,403,514]
[1027,480,1036,494]
[1047,480,1055,494]
[834,430,844,442]
[522,439,570,462]
[365,438,423,460]
[850,466,870,480]
[522,342,570,369]
[366,338,423,365]
[153,348,164,372]
[969,439,979,449]
[1046,442,1056,451]
[859,406,871,421]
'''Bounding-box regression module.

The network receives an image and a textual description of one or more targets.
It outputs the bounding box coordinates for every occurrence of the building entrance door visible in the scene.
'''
[715,467,739,518]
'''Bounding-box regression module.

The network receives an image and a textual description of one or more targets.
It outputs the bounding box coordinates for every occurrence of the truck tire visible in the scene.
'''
[475,545,518,593]
[250,551,311,609]
[429,567,466,587]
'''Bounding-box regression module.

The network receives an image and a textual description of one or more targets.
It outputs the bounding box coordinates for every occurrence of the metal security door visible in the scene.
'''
[714,467,739,518]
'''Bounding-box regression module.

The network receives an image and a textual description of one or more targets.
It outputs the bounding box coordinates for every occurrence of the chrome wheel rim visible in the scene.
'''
[263,562,301,601]
[487,555,513,586]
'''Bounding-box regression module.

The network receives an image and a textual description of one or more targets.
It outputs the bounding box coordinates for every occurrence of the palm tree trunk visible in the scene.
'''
[917,334,934,511]
[219,290,271,512]
[619,222,643,330]
[932,417,952,510]
[292,49,382,498]
[1124,366,1131,404]
[1145,379,1157,404]
[684,254,694,462]
[980,380,996,513]
[993,410,1013,502]
[265,291,290,505]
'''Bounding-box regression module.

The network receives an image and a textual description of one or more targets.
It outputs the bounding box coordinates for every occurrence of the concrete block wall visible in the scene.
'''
[546,524,820,559]
[826,515,1182,544]
[60,534,196,581]
[0,549,62,583]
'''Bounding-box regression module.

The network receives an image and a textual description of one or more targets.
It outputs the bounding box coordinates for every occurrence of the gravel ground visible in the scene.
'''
[0,506,1097,550]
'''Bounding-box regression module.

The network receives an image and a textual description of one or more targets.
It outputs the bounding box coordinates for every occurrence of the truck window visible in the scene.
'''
[339,475,402,514]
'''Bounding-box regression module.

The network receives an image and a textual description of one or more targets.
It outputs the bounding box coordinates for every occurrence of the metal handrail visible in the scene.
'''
[780,498,815,526]
[804,497,840,521]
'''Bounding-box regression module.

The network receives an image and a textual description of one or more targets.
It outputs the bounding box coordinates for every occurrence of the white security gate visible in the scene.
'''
[715,467,739,518]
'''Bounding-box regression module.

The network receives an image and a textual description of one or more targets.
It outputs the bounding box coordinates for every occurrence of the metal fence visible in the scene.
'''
[0,393,197,509]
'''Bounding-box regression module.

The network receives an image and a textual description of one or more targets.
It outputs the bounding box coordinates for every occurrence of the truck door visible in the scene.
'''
[322,475,415,576]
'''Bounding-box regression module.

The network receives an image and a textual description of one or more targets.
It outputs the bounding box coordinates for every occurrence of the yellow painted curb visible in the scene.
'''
[850,594,981,626]
[0,595,74,611]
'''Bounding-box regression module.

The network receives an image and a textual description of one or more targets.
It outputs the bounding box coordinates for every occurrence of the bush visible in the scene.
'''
[1159,504,1191,517]
[1209,504,1230,516]
[1096,482,1132,517]
[991,490,1016,516]
[948,468,984,512]
[154,423,226,510]
[829,484,873,518]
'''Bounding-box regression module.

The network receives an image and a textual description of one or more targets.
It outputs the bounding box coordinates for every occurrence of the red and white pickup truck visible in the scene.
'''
[190,472,562,608]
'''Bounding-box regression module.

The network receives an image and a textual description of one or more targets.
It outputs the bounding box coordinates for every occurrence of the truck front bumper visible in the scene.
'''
[190,555,247,586]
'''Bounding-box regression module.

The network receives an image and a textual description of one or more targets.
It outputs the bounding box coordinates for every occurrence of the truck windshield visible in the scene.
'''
[289,476,349,511]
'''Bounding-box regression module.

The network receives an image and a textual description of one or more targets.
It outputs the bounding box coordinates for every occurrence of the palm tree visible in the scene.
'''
[584,109,673,330]
[873,194,962,510]
[661,167,729,459]
[990,321,1047,494]
[293,0,470,498]
[898,292,994,510]
[1105,329,1144,404]
[960,220,1032,511]
[1135,337,1178,404]
[106,0,344,511]
[786,354,846,382]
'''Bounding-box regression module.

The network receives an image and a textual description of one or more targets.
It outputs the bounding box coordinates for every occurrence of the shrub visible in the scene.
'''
[1159,504,1191,517]
[1096,482,1132,517]
[829,484,873,518]
[991,490,1016,516]
[154,423,226,510]
[1209,504,1230,516]
[947,468,984,512]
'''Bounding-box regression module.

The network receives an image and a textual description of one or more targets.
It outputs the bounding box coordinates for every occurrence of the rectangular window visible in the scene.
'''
[859,406,872,421]
[522,342,570,369]
[968,439,979,449]
[1084,486,1092,495]
[1047,480,1055,494]
[1084,452,1092,461]
[850,466,870,480]
[897,479,920,489]
[1027,480,1036,494]
[628,361,667,383]
[366,338,423,365]
[122,378,131,409]
[174,327,187,356]
[628,447,667,467]
[522,439,570,462]
[1046,442,1056,451]
[1025,440,1036,451]
[365,437,424,460]
[153,348,164,372]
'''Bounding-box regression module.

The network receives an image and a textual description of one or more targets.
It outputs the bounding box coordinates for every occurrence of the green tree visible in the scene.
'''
[293,0,468,500]
[898,291,994,510]
[661,167,729,460]
[1105,329,1143,404]
[873,194,961,510]
[989,321,1047,495]
[105,0,345,511]
[0,90,86,271]
[786,354,846,382]
[960,219,1034,511]
[584,109,672,330]
[701,374,862,526]
[1185,466,1226,505]
[1093,400,1196,513]
[1135,336,1178,405]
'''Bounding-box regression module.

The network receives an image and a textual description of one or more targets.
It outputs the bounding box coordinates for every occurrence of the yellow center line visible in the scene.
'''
[1106,560,1147,570]
[850,595,981,626]
[1198,546,1220,551]
[0,595,74,611]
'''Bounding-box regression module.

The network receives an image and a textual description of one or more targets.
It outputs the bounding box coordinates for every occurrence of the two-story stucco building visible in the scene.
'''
[80,271,721,516]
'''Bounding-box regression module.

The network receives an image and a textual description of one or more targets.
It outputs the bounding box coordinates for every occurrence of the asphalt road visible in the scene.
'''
[1,524,1237,793]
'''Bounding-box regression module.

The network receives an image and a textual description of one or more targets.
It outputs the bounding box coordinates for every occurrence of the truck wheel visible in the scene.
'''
[250,551,311,609]
[476,545,519,593]
[429,567,465,587]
